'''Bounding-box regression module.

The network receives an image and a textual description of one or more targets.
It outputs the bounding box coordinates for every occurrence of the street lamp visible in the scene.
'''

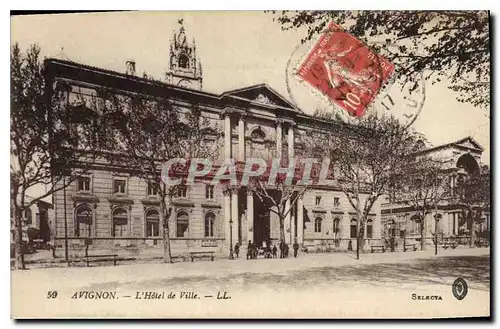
[434,213,442,255]
[229,218,234,260]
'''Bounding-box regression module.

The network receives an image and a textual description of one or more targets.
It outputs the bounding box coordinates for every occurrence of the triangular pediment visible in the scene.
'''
[222,84,302,113]
[454,137,484,152]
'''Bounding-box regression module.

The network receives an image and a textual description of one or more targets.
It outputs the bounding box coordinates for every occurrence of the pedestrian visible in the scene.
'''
[293,239,299,258]
[234,242,240,258]
[272,245,277,259]
[246,240,252,260]
[279,241,284,258]
[284,243,289,258]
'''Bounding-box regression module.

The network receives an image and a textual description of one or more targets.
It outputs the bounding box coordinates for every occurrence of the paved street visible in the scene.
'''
[12,248,490,318]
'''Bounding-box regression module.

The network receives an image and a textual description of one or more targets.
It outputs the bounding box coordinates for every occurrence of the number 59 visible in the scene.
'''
[47,291,58,299]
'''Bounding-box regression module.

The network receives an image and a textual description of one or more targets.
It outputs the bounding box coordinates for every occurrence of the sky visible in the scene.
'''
[11,11,490,198]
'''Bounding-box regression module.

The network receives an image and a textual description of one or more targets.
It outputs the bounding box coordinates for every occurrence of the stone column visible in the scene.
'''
[223,189,231,247]
[276,120,282,160]
[297,197,304,244]
[454,212,459,235]
[224,111,232,161]
[238,115,245,162]
[246,190,254,243]
[284,199,291,244]
[288,124,295,161]
[231,188,239,244]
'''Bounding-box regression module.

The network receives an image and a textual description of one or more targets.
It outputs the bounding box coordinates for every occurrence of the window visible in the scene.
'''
[314,217,322,233]
[114,178,127,194]
[75,205,92,237]
[176,185,187,198]
[205,212,216,237]
[333,218,341,236]
[366,219,373,239]
[112,208,128,237]
[145,209,160,237]
[205,185,214,200]
[77,176,91,192]
[147,182,157,196]
[334,197,340,207]
[315,196,322,206]
[250,127,266,140]
[350,219,358,239]
[176,211,189,237]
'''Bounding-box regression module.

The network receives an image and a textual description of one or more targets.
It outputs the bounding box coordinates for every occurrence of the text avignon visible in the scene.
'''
[71,291,117,299]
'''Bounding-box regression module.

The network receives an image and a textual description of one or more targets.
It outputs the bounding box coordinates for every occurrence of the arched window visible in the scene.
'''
[75,205,92,237]
[145,209,160,237]
[366,219,373,239]
[350,218,358,239]
[333,218,341,237]
[314,217,322,233]
[250,127,266,140]
[205,212,216,237]
[112,208,128,237]
[178,54,189,69]
[410,214,421,234]
[176,211,189,237]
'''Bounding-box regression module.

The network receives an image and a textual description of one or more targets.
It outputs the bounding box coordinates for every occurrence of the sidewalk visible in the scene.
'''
[12,246,490,291]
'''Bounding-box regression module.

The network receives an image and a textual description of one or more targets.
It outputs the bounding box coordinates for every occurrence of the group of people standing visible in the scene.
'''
[232,239,300,260]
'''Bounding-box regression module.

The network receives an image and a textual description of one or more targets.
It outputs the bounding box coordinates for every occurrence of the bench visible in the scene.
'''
[171,255,187,262]
[85,254,118,267]
[370,245,385,253]
[442,242,458,250]
[189,251,214,262]
[404,244,418,252]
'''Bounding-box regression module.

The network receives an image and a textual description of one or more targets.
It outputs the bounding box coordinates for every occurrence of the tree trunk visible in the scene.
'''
[279,216,285,244]
[420,214,425,251]
[13,207,25,270]
[160,199,172,263]
[358,219,365,255]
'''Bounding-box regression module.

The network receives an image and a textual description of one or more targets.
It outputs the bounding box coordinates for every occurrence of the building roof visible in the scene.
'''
[43,58,302,117]
[418,136,484,154]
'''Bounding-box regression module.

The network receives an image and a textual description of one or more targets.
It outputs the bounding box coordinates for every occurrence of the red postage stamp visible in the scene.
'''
[297,21,395,117]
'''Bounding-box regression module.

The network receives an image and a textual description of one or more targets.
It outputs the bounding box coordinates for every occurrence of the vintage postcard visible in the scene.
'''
[10,10,490,319]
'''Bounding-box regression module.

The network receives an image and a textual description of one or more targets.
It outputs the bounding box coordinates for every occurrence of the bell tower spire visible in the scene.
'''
[166,19,203,90]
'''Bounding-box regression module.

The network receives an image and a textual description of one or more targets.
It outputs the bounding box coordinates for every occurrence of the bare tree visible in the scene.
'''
[453,164,490,246]
[250,166,310,245]
[10,43,108,269]
[392,155,450,251]
[100,93,221,263]
[313,112,419,259]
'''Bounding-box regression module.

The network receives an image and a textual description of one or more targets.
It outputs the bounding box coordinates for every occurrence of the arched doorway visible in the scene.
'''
[253,193,270,247]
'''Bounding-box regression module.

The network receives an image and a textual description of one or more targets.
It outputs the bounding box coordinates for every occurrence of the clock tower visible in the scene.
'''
[166,19,203,90]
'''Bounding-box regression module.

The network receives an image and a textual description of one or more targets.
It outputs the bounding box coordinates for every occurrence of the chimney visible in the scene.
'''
[125,60,136,76]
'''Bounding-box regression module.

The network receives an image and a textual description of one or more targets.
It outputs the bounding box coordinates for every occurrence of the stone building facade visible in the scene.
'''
[46,22,382,257]
[381,136,490,247]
